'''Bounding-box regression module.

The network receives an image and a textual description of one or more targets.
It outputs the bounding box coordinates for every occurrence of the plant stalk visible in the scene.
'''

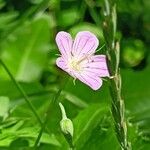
[33,75,70,149]
[102,0,131,149]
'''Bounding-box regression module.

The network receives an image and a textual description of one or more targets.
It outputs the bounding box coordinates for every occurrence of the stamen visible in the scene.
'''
[68,54,93,72]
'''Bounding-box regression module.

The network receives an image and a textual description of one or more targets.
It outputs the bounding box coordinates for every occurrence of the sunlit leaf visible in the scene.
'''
[73,104,110,149]
[0,15,51,82]
[0,96,10,122]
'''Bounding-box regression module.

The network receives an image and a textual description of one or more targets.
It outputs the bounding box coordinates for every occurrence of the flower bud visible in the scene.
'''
[60,118,73,137]
[59,103,74,137]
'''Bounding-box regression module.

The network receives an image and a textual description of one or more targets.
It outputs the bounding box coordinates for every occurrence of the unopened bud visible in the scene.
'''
[59,103,74,137]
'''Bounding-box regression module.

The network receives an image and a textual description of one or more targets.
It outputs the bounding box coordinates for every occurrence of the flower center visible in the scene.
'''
[68,58,81,71]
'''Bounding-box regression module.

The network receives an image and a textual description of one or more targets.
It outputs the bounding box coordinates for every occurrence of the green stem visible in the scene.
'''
[63,133,74,150]
[0,59,43,126]
[85,0,101,27]
[102,0,131,149]
[33,76,70,149]
[79,0,87,22]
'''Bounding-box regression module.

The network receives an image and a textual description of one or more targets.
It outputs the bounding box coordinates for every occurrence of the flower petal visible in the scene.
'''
[74,72,103,90]
[56,57,68,71]
[82,55,109,77]
[56,57,76,78]
[72,31,99,59]
[55,31,73,59]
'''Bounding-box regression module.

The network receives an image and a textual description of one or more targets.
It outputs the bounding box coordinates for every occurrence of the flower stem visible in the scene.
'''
[102,0,131,149]
[0,59,43,126]
[33,76,70,149]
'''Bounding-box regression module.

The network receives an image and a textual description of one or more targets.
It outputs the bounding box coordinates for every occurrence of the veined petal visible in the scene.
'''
[72,31,99,59]
[55,31,73,59]
[56,57,76,78]
[56,57,68,71]
[74,72,103,90]
[82,55,109,77]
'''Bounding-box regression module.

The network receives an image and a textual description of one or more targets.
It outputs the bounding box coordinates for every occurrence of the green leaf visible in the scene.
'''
[0,119,61,147]
[0,15,51,82]
[0,12,18,30]
[64,79,110,105]
[29,0,44,4]
[0,0,5,9]
[73,104,109,149]
[122,66,150,112]
[57,8,80,27]
[83,122,119,150]
[0,80,44,99]
[63,91,88,109]
[0,96,10,121]
[121,39,146,67]
[122,57,150,147]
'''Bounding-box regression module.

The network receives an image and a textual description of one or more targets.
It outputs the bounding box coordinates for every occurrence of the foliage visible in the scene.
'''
[0,0,149,150]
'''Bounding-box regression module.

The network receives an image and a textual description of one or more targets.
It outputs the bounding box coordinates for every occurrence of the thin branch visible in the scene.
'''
[33,76,70,149]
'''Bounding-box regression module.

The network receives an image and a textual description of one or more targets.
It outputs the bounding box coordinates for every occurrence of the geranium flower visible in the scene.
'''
[55,31,109,90]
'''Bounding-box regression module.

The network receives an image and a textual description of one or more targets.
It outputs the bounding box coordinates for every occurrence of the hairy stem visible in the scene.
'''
[102,0,131,149]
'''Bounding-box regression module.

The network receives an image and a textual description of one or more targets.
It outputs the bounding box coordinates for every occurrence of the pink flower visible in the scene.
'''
[55,31,109,90]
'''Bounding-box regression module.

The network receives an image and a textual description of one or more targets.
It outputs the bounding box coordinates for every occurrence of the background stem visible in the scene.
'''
[0,59,43,126]
[33,76,70,149]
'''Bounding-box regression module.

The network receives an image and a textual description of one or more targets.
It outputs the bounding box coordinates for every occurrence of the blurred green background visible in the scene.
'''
[0,0,149,149]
